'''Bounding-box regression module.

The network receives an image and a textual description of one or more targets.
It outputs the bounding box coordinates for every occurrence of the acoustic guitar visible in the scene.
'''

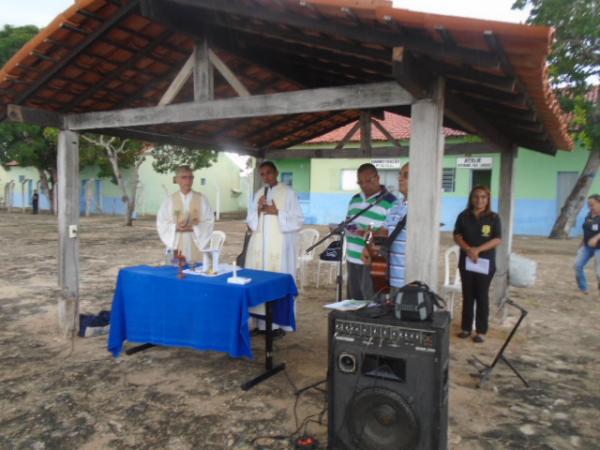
[364,227,390,295]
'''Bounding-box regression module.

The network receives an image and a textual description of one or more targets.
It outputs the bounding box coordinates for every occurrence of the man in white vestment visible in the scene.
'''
[157,165,215,262]
[246,161,304,332]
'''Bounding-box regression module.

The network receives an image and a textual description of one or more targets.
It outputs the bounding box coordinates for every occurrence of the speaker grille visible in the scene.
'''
[348,387,419,450]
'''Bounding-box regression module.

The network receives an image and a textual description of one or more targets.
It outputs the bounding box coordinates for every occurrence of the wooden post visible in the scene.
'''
[359,111,372,156]
[405,78,445,289]
[57,130,80,337]
[193,39,213,102]
[494,146,517,313]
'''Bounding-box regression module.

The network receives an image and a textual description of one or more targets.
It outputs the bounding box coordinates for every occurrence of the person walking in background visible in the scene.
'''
[575,194,600,296]
[453,186,502,343]
[31,190,39,214]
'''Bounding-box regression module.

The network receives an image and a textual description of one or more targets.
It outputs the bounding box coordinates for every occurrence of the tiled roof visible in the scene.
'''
[308,111,465,143]
[0,0,573,154]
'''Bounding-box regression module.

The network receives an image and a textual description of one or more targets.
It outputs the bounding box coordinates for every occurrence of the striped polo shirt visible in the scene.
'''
[345,189,397,265]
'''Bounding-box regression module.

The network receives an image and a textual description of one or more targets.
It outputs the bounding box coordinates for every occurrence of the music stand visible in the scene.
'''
[469,298,529,388]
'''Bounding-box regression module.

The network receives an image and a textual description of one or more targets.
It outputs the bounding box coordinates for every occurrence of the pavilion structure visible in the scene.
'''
[0,0,572,335]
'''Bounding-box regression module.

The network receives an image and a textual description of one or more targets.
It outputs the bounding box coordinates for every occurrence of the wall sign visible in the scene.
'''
[371,159,403,169]
[456,157,493,169]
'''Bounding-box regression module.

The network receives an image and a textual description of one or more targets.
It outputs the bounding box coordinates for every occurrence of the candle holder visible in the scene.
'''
[175,250,187,279]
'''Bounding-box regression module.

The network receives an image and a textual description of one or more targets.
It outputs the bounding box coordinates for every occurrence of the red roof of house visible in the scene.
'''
[308,112,466,143]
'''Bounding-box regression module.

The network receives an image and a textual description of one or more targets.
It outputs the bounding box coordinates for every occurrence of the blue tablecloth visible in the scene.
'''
[107,265,297,359]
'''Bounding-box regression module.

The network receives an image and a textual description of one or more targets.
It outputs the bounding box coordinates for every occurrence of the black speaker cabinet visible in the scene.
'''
[328,308,450,450]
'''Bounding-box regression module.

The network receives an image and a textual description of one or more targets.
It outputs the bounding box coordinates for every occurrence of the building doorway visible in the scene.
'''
[471,169,492,190]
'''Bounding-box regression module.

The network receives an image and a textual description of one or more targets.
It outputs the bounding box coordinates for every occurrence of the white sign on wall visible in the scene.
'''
[371,159,403,169]
[456,157,493,169]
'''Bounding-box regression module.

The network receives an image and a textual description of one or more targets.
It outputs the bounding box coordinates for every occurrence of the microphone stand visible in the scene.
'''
[306,189,388,302]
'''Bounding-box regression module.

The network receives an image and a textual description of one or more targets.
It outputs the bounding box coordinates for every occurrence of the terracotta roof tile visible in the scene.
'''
[308,112,465,143]
[0,0,573,153]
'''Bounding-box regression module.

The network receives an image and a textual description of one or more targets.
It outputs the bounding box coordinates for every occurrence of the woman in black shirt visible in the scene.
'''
[453,186,502,343]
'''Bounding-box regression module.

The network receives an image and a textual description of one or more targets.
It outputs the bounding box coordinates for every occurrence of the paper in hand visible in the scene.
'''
[466,257,490,275]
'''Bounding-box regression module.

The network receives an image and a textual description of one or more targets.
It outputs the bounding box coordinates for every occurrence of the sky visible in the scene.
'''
[0,0,530,28]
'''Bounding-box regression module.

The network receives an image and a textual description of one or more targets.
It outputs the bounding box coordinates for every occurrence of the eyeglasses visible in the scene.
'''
[357,175,378,186]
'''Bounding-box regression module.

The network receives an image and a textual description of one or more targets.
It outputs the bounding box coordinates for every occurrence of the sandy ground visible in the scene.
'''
[0,212,599,450]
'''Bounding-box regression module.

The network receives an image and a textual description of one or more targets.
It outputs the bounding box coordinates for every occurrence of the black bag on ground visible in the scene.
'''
[394,281,446,321]
[319,239,342,261]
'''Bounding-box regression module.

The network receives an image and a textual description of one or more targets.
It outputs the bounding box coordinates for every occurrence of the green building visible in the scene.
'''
[1,153,249,218]
[272,114,596,237]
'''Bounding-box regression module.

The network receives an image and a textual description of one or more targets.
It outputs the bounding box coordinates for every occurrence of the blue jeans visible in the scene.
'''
[575,245,600,292]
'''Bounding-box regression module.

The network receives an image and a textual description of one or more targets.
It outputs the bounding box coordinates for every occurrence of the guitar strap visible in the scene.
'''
[384,214,407,250]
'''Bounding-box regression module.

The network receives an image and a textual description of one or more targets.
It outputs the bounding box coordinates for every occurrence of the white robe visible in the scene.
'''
[156,190,214,261]
[246,183,304,329]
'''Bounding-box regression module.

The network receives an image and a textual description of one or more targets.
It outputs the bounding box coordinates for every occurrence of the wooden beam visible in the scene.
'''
[406,78,445,288]
[66,82,414,131]
[392,47,431,99]
[445,91,513,152]
[6,105,65,128]
[208,49,250,97]
[359,111,372,156]
[264,141,495,159]
[260,112,359,149]
[144,0,499,67]
[57,130,80,338]
[158,53,194,105]
[193,39,213,102]
[447,79,526,106]
[435,62,517,92]
[334,122,360,151]
[371,117,402,150]
[494,146,517,316]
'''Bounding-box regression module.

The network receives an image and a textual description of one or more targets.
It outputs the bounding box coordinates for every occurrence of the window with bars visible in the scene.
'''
[442,168,456,193]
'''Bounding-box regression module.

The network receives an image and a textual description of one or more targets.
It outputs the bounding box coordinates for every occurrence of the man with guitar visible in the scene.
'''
[363,163,409,299]
[344,163,397,300]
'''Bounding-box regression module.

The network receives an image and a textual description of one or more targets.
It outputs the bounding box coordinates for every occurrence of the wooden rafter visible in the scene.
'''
[66,82,413,131]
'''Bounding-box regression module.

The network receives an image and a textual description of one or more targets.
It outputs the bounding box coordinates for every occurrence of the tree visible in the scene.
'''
[0,26,61,211]
[0,123,58,213]
[513,0,600,239]
[0,25,38,64]
[150,145,217,174]
[81,135,145,226]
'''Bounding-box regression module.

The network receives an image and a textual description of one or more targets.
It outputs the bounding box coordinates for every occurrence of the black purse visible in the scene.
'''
[394,281,446,321]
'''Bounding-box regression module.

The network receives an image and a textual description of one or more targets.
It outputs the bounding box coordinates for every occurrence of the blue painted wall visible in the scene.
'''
[300,192,589,237]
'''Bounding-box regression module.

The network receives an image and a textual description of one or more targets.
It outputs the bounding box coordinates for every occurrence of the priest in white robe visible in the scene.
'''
[246,161,304,331]
[157,165,214,262]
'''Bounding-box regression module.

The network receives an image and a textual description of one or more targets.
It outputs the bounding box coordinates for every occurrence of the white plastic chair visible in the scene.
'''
[209,230,226,251]
[443,245,462,319]
[296,228,320,291]
[316,237,346,288]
